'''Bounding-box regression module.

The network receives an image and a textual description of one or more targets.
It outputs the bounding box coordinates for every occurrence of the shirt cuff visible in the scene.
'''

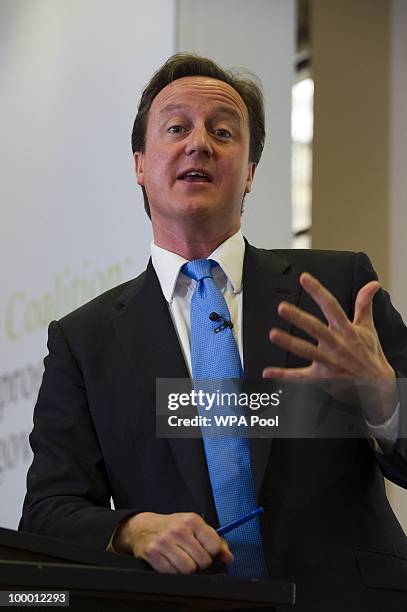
[365,402,400,454]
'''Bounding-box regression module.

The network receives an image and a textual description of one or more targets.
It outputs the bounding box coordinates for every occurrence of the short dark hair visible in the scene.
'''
[131,52,265,218]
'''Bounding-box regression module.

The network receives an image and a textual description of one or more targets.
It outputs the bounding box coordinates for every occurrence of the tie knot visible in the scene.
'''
[182,259,217,282]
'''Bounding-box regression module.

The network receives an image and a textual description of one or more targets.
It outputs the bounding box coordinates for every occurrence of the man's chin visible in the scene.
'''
[171,199,221,219]
[150,197,240,228]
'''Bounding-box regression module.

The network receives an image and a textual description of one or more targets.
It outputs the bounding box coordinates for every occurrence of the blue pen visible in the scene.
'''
[216,506,264,536]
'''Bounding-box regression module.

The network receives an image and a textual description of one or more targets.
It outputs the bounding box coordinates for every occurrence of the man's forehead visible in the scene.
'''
[150,76,248,122]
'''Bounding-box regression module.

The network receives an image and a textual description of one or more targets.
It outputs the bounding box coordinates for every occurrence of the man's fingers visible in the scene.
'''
[217,539,234,564]
[173,532,215,570]
[353,281,381,326]
[300,273,349,330]
[194,524,234,565]
[277,302,334,345]
[264,274,393,387]
[142,543,178,573]
[174,514,232,569]
[263,366,310,379]
[269,328,337,368]
[163,543,200,574]
[160,524,231,572]
[144,536,199,574]
[129,512,231,574]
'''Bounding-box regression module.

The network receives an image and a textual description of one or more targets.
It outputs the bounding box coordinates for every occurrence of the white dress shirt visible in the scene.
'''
[151,230,399,449]
[151,230,245,376]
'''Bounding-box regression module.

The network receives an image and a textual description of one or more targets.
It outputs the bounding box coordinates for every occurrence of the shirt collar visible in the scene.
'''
[151,229,245,303]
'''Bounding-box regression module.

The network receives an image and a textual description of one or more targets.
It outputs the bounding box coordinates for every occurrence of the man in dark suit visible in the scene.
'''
[21,54,407,610]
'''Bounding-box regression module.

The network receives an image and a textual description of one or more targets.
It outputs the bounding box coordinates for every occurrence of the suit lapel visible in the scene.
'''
[243,243,301,495]
[111,261,216,521]
[112,261,188,382]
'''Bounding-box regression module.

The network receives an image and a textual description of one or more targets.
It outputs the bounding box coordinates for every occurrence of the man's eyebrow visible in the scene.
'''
[159,104,190,115]
[212,106,242,122]
[159,104,242,122]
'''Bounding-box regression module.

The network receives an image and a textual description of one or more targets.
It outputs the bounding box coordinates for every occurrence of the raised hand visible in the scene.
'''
[262,272,397,424]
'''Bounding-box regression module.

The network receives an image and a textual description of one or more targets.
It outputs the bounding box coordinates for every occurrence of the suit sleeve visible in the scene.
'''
[353,252,407,488]
[19,320,135,550]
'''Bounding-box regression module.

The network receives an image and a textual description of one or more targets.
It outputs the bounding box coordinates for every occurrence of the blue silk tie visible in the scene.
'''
[182,259,268,578]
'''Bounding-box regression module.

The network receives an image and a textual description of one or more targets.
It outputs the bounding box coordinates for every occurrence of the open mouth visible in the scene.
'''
[178,170,212,183]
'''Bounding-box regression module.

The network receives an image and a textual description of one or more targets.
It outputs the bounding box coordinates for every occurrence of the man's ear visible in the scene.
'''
[134,151,145,186]
[244,162,256,194]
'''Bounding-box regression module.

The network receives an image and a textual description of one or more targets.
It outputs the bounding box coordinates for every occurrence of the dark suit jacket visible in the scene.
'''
[20,244,407,611]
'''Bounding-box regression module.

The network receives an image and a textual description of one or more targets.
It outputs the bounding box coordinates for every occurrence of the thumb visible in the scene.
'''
[218,539,234,564]
[353,281,381,326]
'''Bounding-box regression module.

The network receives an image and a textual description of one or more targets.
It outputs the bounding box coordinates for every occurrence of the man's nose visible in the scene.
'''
[185,126,213,157]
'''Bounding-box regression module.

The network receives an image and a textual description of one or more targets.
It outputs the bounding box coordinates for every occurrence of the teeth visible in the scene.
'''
[186,171,206,177]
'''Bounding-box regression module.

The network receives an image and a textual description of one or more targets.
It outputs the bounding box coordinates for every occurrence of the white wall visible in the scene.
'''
[0,0,176,528]
[0,0,295,529]
[177,0,295,249]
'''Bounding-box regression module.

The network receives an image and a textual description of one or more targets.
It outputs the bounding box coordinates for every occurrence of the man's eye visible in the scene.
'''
[168,125,186,135]
[214,128,232,139]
